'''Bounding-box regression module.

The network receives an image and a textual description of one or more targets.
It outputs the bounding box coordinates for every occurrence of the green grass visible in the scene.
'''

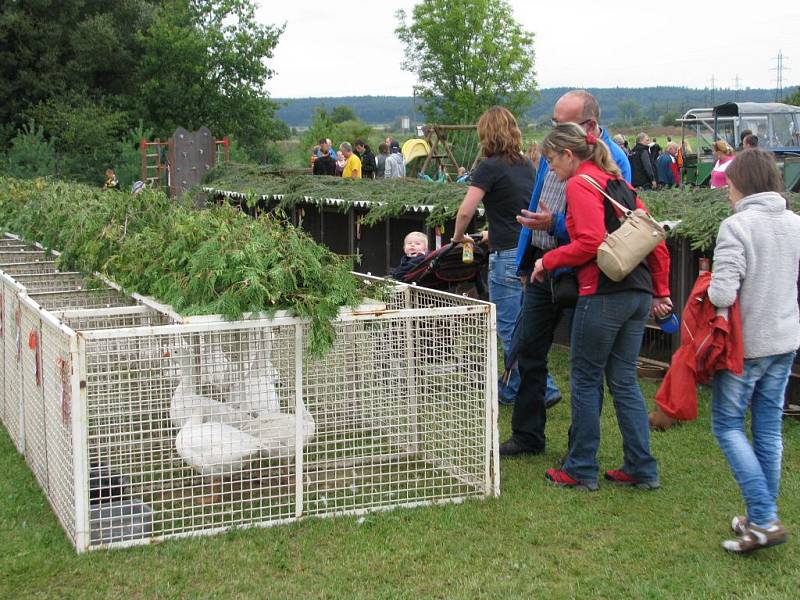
[2,346,799,599]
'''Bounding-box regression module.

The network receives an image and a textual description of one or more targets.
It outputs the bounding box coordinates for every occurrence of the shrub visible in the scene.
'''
[4,120,56,179]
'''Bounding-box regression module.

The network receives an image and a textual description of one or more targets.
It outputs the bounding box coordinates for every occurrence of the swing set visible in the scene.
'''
[407,124,482,180]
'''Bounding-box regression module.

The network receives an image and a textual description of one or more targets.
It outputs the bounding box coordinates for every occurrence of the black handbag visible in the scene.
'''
[550,270,578,308]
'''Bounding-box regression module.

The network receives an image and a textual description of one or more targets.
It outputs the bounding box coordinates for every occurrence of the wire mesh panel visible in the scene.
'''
[302,308,490,517]
[0,277,6,425]
[2,276,25,452]
[0,261,59,275]
[40,315,78,545]
[19,296,49,489]
[0,250,48,263]
[54,307,174,332]
[81,324,299,549]
[13,272,87,293]
[29,289,137,311]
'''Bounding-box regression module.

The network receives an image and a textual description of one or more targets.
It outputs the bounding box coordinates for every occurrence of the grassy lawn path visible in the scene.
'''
[1,347,798,599]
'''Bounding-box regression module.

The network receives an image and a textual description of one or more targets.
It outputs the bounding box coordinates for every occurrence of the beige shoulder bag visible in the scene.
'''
[578,174,666,282]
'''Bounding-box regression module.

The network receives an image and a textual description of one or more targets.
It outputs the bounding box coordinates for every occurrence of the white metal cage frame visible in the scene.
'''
[0,234,499,552]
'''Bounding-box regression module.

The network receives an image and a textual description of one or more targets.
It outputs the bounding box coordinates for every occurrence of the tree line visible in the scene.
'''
[274,87,784,128]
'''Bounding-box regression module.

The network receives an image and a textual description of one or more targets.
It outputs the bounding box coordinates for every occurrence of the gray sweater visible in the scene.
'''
[708,191,800,358]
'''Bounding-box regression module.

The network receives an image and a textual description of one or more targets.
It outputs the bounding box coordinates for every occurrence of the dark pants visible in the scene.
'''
[510,276,573,449]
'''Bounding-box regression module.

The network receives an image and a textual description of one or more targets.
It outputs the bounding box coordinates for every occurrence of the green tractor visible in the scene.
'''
[679,102,800,191]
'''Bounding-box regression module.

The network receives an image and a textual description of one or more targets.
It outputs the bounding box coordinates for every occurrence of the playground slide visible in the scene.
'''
[402,139,430,164]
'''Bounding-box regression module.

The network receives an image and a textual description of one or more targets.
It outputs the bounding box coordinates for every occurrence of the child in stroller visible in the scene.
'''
[391,231,488,298]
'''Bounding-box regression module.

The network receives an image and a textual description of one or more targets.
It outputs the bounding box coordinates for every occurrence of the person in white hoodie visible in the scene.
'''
[708,148,800,554]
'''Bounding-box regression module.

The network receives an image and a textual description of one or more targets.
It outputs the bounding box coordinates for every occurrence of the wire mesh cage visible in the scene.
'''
[12,272,87,293]
[0,236,499,552]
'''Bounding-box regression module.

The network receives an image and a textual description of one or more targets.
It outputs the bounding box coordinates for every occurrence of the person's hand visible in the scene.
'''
[478,230,489,245]
[651,297,673,319]
[531,258,546,283]
[651,181,657,190]
[451,233,469,244]
[517,202,553,231]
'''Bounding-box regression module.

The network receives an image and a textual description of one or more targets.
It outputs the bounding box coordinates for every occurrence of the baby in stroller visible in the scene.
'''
[391,232,430,281]
[391,231,488,298]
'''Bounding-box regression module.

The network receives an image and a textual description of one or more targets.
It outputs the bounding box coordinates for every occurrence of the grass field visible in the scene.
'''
[2,346,799,599]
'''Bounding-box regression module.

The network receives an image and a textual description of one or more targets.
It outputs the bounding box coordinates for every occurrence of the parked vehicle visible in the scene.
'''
[679,102,800,191]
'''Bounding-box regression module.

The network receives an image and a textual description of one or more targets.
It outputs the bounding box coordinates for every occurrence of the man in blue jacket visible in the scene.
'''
[500,90,631,456]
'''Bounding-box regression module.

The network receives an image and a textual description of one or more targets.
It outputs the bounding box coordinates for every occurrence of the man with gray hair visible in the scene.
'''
[339,142,362,180]
[500,89,631,456]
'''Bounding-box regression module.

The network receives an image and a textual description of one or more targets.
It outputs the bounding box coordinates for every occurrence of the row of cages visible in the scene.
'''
[0,234,499,552]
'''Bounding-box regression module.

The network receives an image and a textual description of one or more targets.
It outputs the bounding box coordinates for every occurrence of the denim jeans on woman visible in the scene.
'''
[562,290,659,486]
[712,352,794,527]
[490,249,560,405]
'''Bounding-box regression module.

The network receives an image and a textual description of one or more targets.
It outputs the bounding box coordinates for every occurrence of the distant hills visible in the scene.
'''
[274,87,786,127]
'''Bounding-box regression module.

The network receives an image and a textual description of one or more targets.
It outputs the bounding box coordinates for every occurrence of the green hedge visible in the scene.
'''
[202,163,800,251]
[0,177,374,353]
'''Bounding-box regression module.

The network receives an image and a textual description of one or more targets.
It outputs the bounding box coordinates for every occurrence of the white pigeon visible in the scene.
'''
[240,408,316,461]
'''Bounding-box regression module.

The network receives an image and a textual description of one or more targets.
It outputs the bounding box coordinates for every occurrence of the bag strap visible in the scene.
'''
[578,174,632,217]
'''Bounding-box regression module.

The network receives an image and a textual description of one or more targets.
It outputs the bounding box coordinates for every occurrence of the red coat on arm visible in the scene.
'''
[541,161,670,297]
[655,272,744,420]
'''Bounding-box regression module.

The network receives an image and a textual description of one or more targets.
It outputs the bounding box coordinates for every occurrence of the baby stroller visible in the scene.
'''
[400,235,488,299]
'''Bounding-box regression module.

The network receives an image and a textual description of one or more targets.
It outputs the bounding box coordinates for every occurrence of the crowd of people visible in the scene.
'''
[609,126,763,191]
[311,137,406,179]
[442,90,798,556]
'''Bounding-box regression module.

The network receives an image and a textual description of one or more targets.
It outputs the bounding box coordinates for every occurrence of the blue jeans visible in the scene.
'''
[489,249,523,403]
[563,291,658,485]
[491,249,560,404]
[711,352,794,527]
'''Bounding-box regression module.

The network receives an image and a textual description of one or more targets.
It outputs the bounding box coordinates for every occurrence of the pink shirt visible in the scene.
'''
[710,155,734,188]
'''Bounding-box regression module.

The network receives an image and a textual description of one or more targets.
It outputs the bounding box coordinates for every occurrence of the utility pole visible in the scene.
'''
[772,50,790,101]
[709,75,716,106]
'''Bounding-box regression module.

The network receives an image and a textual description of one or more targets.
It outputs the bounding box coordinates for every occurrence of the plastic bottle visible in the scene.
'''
[461,241,474,264]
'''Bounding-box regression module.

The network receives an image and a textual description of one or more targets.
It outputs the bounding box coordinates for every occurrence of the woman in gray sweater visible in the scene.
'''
[708,148,800,554]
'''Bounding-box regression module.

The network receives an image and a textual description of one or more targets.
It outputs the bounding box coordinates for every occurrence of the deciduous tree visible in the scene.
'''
[396,0,536,124]
[137,0,285,152]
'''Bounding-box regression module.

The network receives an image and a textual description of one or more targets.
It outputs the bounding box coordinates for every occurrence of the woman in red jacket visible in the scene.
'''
[531,123,673,491]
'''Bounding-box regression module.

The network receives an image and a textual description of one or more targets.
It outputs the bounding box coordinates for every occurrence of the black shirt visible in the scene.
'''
[470,155,534,251]
[313,155,336,176]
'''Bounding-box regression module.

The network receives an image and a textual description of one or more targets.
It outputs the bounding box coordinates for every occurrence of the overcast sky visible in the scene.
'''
[255,0,799,99]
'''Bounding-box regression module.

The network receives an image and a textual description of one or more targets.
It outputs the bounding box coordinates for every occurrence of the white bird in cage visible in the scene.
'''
[175,417,262,478]
[240,407,316,461]
[200,336,233,389]
[169,347,245,430]
[230,355,281,417]
[175,407,316,504]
